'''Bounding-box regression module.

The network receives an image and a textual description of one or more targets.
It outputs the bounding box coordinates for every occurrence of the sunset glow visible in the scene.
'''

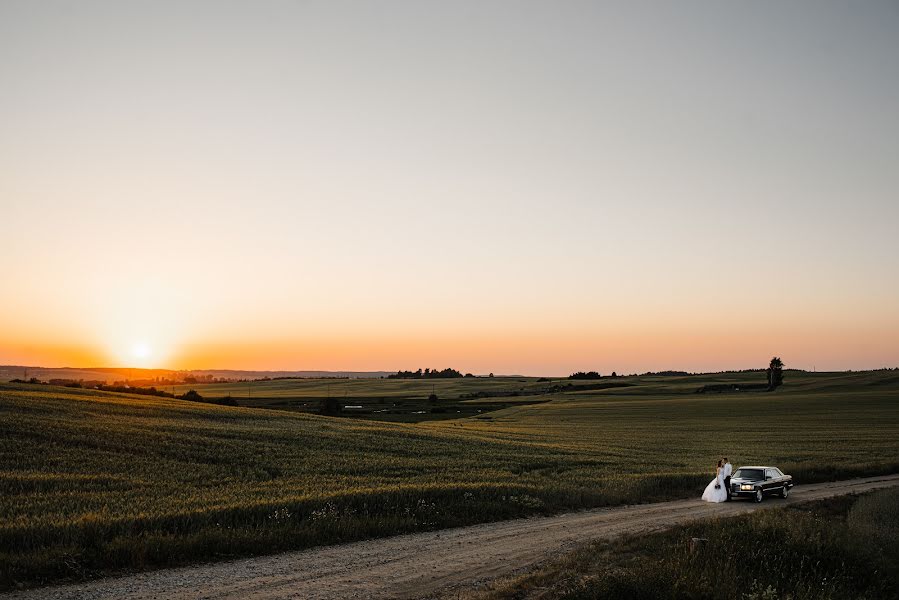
[2,2,897,374]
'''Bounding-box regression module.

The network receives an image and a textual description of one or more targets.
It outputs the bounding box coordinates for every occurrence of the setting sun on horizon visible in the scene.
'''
[3,4,899,597]
[2,1,898,375]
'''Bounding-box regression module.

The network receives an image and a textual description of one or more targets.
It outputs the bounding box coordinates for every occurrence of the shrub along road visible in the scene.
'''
[5,474,898,600]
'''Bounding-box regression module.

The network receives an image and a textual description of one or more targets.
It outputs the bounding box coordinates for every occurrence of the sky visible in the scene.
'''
[1,1,898,375]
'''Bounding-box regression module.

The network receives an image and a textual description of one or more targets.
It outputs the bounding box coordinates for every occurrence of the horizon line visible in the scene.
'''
[3,363,896,378]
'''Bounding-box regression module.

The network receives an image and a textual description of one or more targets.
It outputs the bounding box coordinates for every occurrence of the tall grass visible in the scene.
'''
[463,488,899,600]
[1,370,897,590]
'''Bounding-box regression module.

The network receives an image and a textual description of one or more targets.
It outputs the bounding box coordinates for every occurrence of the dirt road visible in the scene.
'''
[6,474,898,600]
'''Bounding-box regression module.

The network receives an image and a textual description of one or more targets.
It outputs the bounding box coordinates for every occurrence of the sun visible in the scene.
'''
[109,336,171,369]
[131,342,152,363]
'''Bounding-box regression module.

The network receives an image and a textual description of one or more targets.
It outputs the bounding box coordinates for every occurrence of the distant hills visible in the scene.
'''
[0,365,393,383]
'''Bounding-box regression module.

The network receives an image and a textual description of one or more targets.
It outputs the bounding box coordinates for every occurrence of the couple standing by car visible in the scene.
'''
[701,457,732,503]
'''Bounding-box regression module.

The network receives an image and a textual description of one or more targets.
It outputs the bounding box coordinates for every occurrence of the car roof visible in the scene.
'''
[737,466,777,469]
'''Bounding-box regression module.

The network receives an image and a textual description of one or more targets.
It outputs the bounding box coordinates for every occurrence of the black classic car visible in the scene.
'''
[730,466,793,502]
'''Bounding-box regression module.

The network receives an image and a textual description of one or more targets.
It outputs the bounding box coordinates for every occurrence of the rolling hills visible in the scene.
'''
[1,370,897,590]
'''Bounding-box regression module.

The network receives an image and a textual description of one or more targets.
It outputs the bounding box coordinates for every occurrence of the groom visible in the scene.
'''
[722,457,733,501]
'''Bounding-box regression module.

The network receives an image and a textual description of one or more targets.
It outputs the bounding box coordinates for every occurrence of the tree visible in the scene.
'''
[766,357,784,390]
[180,390,203,402]
[569,371,602,380]
[387,367,463,379]
[320,396,342,415]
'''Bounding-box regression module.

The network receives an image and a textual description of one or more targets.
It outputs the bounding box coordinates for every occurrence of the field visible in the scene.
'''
[1,370,898,590]
[458,487,899,599]
[161,375,562,421]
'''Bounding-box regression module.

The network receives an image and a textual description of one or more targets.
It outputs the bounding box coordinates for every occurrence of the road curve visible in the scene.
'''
[6,474,898,600]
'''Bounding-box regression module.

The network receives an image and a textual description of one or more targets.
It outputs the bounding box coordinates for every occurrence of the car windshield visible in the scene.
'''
[734,469,764,480]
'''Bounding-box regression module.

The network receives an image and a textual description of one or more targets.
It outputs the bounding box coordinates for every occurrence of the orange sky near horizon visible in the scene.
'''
[2,2,898,375]
[3,311,896,375]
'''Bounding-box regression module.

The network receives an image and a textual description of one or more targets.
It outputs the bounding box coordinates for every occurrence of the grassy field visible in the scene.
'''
[427,371,899,482]
[163,376,553,399]
[458,487,899,599]
[161,376,564,421]
[1,370,897,590]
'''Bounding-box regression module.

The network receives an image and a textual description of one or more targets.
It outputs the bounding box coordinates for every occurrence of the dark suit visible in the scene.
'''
[723,462,732,500]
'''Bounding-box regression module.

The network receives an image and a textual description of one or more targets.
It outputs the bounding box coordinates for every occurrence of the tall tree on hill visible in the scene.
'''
[767,357,784,390]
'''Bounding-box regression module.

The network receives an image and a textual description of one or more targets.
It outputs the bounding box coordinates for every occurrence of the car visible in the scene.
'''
[729,466,793,502]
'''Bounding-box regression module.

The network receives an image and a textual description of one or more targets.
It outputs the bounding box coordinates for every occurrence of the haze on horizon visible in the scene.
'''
[2,1,898,377]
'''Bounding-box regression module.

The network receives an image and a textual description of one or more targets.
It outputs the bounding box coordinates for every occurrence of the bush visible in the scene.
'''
[179,390,203,402]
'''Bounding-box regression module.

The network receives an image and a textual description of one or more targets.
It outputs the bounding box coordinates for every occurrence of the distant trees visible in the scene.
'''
[320,396,342,415]
[179,390,203,402]
[387,368,464,379]
[8,378,242,406]
[767,357,785,391]
[180,374,218,384]
[176,389,238,406]
[95,384,174,398]
[640,371,690,377]
[569,371,602,380]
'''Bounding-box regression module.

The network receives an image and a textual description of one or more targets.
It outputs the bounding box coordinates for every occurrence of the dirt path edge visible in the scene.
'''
[5,474,899,600]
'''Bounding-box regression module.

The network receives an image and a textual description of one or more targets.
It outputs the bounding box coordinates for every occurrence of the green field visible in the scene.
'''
[1,370,897,590]
[162,376,564,421]
[164,376,553,399]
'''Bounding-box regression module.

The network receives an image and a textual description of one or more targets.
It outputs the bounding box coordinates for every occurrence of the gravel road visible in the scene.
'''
[6,474,898,600]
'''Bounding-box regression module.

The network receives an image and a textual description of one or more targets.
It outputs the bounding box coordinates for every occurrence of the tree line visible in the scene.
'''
[387,368,472,379]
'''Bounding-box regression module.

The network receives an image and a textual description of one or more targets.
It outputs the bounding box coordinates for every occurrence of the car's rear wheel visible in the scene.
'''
[755,489,764,503]
[781,486,790,499]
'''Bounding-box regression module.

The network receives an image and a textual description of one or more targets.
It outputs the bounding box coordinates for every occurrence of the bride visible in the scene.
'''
[701,459,728,503]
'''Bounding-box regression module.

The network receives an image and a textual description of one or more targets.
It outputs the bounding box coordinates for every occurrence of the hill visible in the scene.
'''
[1,370,897,590]
[0,365,392,383]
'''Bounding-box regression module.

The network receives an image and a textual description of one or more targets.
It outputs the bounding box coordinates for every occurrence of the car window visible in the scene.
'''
[765,469,777,479]
[773,468,784,477]
[734,469,763,480]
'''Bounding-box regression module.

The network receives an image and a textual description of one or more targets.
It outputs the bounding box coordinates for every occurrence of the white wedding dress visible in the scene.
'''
[701,468,728,503]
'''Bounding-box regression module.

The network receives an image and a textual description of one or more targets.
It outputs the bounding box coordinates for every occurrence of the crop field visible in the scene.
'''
[428,371,899,478]
[164,376,554,399]
[1,371,897,590]
[161,376,562,421]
